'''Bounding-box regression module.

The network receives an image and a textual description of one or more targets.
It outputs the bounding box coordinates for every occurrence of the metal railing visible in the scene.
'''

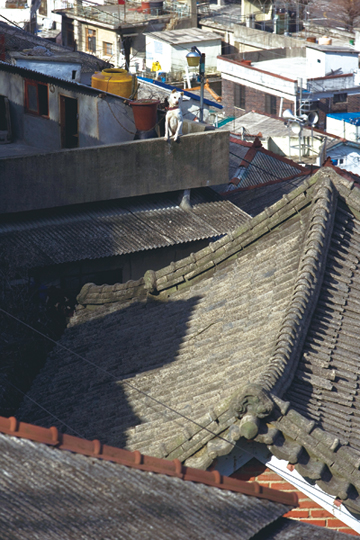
[58,0,189,26]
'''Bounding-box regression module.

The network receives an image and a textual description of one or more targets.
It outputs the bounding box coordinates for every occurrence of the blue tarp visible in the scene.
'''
[138,77,223,109]
[327,112,360,126]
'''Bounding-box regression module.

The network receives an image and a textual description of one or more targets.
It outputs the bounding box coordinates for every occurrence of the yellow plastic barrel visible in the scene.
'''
[91,68,138,99]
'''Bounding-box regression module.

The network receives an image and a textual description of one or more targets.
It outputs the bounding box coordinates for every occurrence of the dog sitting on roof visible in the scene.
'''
[165,89,184,142]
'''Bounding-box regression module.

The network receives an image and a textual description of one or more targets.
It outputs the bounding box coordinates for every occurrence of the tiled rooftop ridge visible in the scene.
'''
[76,175,318,308]
[184,171,360,513]
[0,415,298,507]
[255,177,338,396]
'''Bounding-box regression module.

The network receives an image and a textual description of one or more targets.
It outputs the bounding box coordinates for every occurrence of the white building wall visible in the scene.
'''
[145,36,172,72]
[326,116,359,141]
[171,39,221,73]
[306,48,359,79]
[0,7,31,27]
[146,35,221,74]
[218,57,298,100]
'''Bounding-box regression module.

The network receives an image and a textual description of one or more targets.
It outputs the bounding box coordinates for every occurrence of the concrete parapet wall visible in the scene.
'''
[233,25,304,52]
[0,131,229,214]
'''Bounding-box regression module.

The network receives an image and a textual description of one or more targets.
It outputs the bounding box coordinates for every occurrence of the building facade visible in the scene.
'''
[218,44,360,130]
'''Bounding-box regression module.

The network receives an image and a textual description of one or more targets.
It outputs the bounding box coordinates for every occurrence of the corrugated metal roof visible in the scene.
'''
[0,190,249,267]
[229,140,252,180]
[0,432,294,540]
[0,20,110,73]
[228,142,303,191]
[241,152,304,186]
[224,176,309,216]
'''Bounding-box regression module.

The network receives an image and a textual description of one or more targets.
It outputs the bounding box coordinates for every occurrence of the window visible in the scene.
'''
[39,0,47,16]
[103,41,113,56]
[24,80,49,117]
[234,84,245,109]
[86,28,96,53]
[333,93,347,104]
[265,93,277,115]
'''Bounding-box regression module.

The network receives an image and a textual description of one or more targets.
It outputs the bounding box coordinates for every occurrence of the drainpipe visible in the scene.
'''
[279,97,283,118]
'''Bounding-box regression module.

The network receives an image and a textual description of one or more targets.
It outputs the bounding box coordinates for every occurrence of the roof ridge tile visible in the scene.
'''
[0,415,298,507]
[253,177,338,398]
[76,178,317,306]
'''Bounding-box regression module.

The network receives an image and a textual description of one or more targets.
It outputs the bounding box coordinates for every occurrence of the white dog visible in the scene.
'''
[165,89,184,142]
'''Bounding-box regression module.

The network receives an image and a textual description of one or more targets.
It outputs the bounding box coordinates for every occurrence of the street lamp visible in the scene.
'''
[186,46,205,122]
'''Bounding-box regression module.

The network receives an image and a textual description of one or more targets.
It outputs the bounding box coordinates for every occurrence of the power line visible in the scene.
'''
[6,380,85,438]
[229,150,286,179]
[0,306,236,450]
[0,12,24,30]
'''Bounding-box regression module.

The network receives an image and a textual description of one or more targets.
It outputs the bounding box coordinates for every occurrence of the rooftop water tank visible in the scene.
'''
[91,68,138,99]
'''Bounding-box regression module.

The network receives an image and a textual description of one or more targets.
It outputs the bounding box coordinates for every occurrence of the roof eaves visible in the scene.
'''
[0,61,119,99]
[77,176,318,306]
[0,415,298,507]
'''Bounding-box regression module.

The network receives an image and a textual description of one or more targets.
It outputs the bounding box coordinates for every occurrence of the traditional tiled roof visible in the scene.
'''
[0,189,249,268]
[17,167,360,515]
[0,416,299,539]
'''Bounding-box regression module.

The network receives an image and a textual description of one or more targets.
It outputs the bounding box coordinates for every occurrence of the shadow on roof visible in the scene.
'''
[16,295,202,450]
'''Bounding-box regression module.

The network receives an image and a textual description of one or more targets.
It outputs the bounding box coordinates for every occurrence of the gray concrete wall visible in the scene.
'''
[0,69,135,150]
[0,130,229,214]
[233,24,305,52]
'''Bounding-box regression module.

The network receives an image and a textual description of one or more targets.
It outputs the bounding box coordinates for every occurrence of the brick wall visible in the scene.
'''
[223,78,360,131]
[222,78,294,120]
[316,94,360,130]
[231,458,359,536]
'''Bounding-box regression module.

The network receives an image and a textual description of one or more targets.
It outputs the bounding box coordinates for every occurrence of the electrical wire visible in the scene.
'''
[0,13,24,30]
[229,150,286,179]
[0,306,236,449]
[6,380,85,438]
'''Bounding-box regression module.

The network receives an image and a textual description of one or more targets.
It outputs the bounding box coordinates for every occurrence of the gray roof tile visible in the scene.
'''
[15,167,360,517]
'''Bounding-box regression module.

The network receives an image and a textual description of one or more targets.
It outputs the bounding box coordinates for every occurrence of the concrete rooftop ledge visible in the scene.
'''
[0,131,229,214]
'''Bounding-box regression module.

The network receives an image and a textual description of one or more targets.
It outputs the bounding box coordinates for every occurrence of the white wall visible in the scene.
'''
[218,57,298,101]
[306,47,359,79]
[146,35,221,74]
[0,6,31,27]
[326,116,359,141]
[171,39,221,73]
[145,36,173,72]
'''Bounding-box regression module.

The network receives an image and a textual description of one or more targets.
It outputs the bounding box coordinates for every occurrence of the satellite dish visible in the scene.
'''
[283,109,296,120]
[290,121,301,134]
[308,111,319,125]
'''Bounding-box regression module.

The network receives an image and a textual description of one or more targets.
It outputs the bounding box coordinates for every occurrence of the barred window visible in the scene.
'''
[234,84,245,109]
[333,93,347,104]
[265,93,277,115]
[86,28,96,53]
